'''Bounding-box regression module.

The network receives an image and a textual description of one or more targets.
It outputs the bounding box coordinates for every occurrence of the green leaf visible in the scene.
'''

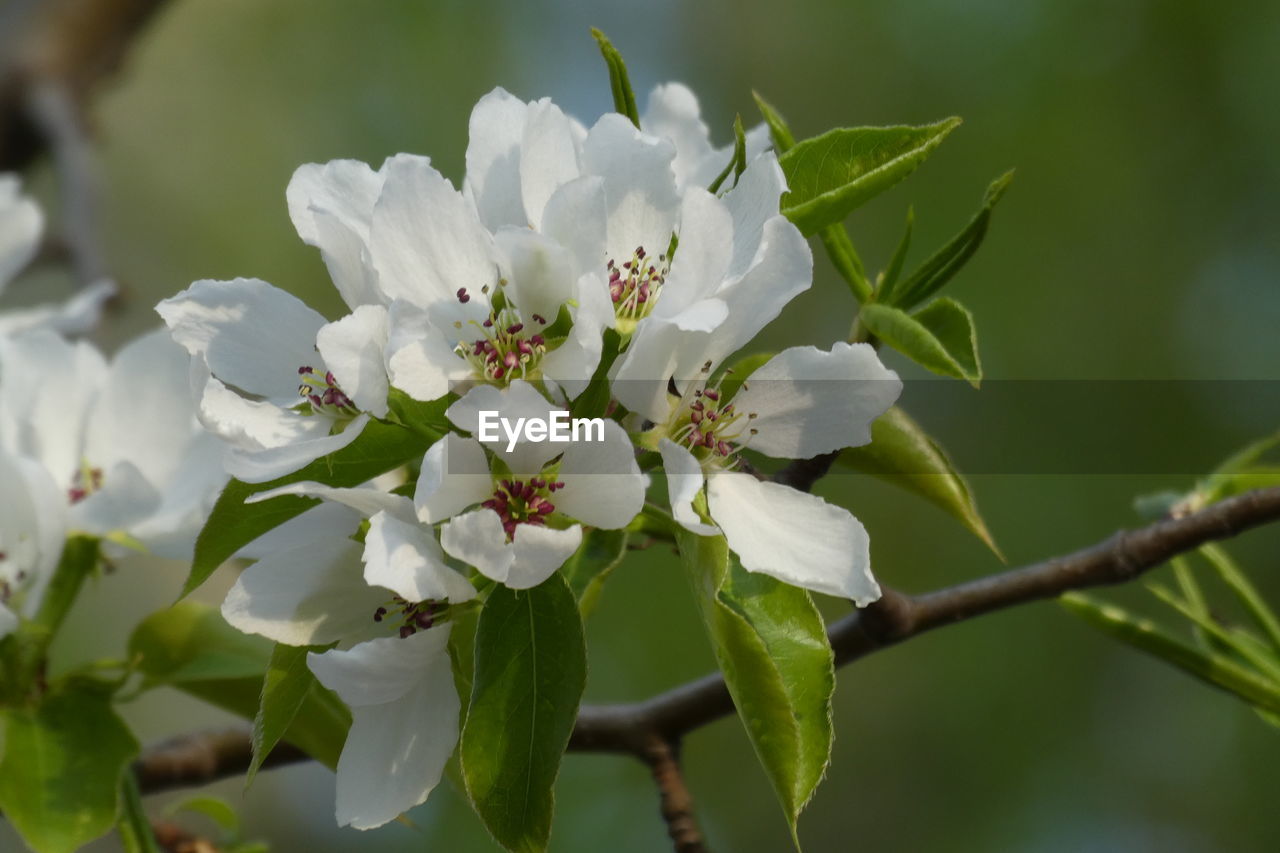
[884,170,1014,309]
[752,90,797,151]
[708,115,748,194]
[1198,543,1280,654]
[837,406,999,556]
[187,419,432,596]
[164,795,241,834]
[676,526,834,844]
[117,772,162,853]
[561,528,628,617]
[129,603,349,770]
[857,298,981,385]
[0,685,140,853]
[878,206,914,299]
[590,29,640,128]
[778,118,961,236]
[460,575,586,853]
[1061,593,1280,715]
[249,644,325,787]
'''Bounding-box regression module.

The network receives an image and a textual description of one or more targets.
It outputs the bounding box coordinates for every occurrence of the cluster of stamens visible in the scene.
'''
[670,364,757,467]
[373,596,443,638]
[297,366,358,417]
[454,288,549,383]
[67,464,104,504]
[482,477,564,540]
[609,246,669,324]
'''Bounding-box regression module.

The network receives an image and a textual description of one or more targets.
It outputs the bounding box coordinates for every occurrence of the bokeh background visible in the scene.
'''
[5,0,1280,850]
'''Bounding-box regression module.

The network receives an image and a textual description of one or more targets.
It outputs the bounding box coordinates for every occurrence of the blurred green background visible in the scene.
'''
[5,0,1280,850]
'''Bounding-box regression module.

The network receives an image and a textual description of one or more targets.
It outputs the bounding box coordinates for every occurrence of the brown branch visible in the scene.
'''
[133,485,1280,791]
[641,734,706,853]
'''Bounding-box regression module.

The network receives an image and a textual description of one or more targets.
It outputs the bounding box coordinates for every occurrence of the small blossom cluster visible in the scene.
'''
[0,177,226,640]
[151,83,902,829]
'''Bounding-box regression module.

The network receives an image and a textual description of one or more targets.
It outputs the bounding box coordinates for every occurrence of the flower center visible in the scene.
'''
[68,462,104,504]
[372,596,444,638]
[668,368,758,469]
[609,245,669,332]
[454,289,549,384]
[482,477,563,540]
[297,366,358,417]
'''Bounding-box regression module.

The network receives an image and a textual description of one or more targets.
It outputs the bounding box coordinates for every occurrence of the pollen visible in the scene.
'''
[608,245,669,330]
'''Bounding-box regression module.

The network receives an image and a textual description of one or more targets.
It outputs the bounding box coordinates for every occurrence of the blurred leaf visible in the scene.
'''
[163,795,240,834]
[837,406,999,556]
[858,299,981,385]
[386,389,452,439]
[561,528,628,618]
[1061,593,1280,715]
[883,171,1014,308]
[1198,543,1280,653]
[778,118,961,236]
[1147,584,1280,680]
[117,772,161,853]
[590,28,639,127]
[188,419,433,596]
[0,685,139,853]
[128,603,348,770]
[249,643,326,787]
[460,575,586,853]
[1198,468,1280,507]
[677,524,834,845]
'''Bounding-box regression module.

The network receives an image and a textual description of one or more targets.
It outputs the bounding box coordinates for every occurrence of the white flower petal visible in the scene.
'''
[69,460,161,536]
[385,301,472,402]
[0,174,42,290]
[321,629,458,830]
[414,434,492,524]
[0,279,116,337]
[537,310,604,399]
[309,209,383,310]
[156,278,327,401]
[439,509,515,584]
[609,319,712,423]
[464,88,529,231]
[520,98,581,229]
[195,373,323,451]
[446,381,561,475]
[581,114,680,264]
[316,305,390,417]
[308,624,451,707]
[540,176,608,279]
[85,328,195,488]
[640,83,715,192]
[0,604,17,640]
[721,151,789,277]
[732,342,902,459]
[223,536,382,646]
[248,481,414,522]
[224,414,372,484]
[654,188,733,319]
[555,421,645,529]
[658,439,718,536]
[287,159,383,249]
[371,154,498,308]
[497,227,577,333]
[697,216,812,373]
[508,523,582,589]
[363,511,475,603]
[707,472,880,604]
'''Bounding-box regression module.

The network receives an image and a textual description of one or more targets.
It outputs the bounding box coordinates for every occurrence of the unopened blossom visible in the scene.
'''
[0,446,66,639]
[0,173,114,336]
[656,342,902,602]
[221,501,472,829]
[0,328,225,557]
[157,278,390,483]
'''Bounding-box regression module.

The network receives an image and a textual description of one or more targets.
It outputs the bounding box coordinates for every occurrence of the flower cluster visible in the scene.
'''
[148,82,903,829]
[0,177,225,639]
